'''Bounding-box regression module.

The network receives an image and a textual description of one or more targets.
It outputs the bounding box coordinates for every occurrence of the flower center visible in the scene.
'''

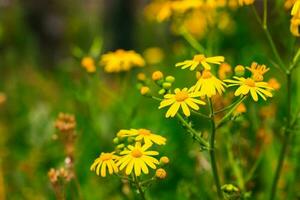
[131,149,143,158]
[101,153,113,161]
[201,70,212,79]
[175,91,189,102]
[138,129,151,136]
[193,54,205,62]
[245,78,256,87]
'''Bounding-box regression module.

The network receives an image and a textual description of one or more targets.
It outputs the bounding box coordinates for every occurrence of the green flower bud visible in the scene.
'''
[162,82,172,89]
[165,76,175,83]
[234,65,245,76]
[113,137,119,144]
[158,89,166,95]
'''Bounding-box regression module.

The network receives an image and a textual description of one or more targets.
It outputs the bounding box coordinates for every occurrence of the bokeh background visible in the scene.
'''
[0,0,300,199]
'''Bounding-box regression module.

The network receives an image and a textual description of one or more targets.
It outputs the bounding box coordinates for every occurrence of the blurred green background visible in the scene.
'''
[0,0,300,199]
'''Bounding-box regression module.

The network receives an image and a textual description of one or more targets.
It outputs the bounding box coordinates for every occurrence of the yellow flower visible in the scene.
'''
[246,62,269,81]
[117,128,166,145]
[100,49,145,73]
[117,142,159,176]
[193,70,226,97]
[171,0,203,13]
[175,54,224,70]
[81,56,96,73]
[290,15,300,36]
[218,63,232,80]
[160,156,170,164]
[90,152,119,177]
[159,88,206,118]
[291,0,300,15]
[238,0,255,6]
[224,77,274,101]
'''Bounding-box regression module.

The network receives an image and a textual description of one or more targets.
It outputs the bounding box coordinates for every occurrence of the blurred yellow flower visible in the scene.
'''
[160,156,170,164]
[159,88,206,118]
[81,56,96,73]
[140,86,150,96]
[0,92,6,105]
[218,63,232,80]
[100,49,145,73]
[234,103,247,115]
[246,62,269,81]
[268,78,281,90]
[176,54,224,70]
[171,0,203,13]
[117,142,159,176]
[144,47,164,65]
[285,0,297,10]
[90,152,119,177]
[290,15,300,36]
[193,70,226,97]
[225,77,273,101]
[117,128,166,145]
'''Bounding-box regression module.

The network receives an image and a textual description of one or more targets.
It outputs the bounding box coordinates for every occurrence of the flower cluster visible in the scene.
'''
[90,128,169,178]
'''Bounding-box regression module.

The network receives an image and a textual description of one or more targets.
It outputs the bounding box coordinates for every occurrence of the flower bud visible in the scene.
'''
[234,65,245,76]
[158,89,166,95]
[137,73,146,81]
[162,82,172,90]
[160,156,170,165]
[113,137,119,144]
[155,168,167,179]
[140,86,150,96]
[165,76,175,83]
[117,144,125,149]
[152,71,164,81]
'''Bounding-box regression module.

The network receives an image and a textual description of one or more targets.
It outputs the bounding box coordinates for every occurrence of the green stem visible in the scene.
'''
[133,173,146,200]
[263,0,268,29]
[176,113,209,148]
[208,98,223,199]
[191,110,210,119]
[251,5,286,72]
[180,27,206,53]
[216,96,247,129]
[269,73,292,200]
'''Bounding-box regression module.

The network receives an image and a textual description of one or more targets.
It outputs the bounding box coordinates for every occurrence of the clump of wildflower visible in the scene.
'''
[175,54,225,70]
[100,49,145,73]
[159,87,206,118]
[90,152,119,177]
[48,167,73,200]
[117,128,166,145]
[193,70,226,97]
[81,56,96,73]
[137,73,147,81]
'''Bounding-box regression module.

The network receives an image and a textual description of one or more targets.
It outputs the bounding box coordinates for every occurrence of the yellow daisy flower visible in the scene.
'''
[175,54,224,71]
[117,128,166,145]
[224,76,274,101]
[117,142,159,176]
[100,49,145,73]
[90,152,119,177]
[159,88,206,118]
[246,62,269,81]
[192,70,226,97]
